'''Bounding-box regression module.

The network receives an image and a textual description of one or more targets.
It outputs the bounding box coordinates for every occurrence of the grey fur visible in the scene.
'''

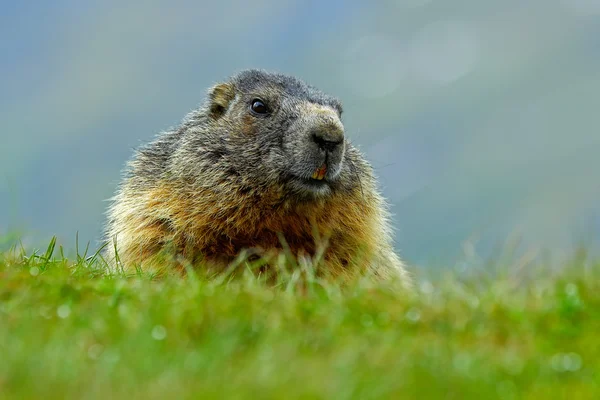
[103,69,409,284]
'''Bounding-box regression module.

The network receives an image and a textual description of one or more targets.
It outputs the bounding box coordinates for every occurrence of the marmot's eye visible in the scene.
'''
[250,99,268,115]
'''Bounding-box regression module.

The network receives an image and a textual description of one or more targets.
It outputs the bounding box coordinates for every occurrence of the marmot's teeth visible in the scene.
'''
[312,164,327,180]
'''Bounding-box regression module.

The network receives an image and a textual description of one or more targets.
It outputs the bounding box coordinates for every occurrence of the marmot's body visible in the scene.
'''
[104,70,409,284]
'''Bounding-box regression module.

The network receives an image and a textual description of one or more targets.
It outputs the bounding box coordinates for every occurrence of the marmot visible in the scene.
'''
[104,69,409,284]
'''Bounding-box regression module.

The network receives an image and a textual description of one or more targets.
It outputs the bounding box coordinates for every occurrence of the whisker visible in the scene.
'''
[348,157,364,200]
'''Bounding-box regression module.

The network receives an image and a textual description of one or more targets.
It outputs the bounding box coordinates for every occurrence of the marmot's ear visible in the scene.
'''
[208,83,235,119]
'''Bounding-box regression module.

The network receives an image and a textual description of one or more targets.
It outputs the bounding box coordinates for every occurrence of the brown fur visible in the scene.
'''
[104,70,410,286]
[110,178,385,275]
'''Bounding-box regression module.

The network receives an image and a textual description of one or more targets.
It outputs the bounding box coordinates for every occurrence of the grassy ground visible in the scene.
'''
[1,239,599,399]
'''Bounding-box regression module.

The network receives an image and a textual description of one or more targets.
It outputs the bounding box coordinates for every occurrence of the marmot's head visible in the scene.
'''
[197,69,354,198]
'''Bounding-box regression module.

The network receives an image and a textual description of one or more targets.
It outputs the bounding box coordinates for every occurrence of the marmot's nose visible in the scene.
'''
[312,130,344,153]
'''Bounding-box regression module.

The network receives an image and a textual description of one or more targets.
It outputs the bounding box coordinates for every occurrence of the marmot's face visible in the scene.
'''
[209,70,349,198]
[260,97,346,198]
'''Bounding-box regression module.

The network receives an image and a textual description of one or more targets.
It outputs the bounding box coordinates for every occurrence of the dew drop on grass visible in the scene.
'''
[564,353,583,372]
[551,352,583,372]
[57,304,71,319]
[565,283,578,297]
[405,307,421,323]
[29,267,40,276]
[152,325,167,341]
[419,280,434,295]
[87,344,104,360]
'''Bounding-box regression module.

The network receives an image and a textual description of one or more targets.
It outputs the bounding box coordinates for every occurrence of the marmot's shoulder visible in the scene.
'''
[104,69,409,286]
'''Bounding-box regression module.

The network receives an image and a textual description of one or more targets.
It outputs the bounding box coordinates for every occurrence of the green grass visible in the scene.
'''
[1,239,599,399]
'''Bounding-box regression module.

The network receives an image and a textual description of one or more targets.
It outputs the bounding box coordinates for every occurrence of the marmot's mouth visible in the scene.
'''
[288,173,330,192]
[311,163,327,180]
[286,163,333,195]
[296,177,330,193]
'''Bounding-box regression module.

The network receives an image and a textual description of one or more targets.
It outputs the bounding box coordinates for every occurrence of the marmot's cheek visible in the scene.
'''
[241,114,256,136]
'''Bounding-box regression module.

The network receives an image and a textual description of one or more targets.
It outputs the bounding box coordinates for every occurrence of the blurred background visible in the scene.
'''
[1,0,599,267]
